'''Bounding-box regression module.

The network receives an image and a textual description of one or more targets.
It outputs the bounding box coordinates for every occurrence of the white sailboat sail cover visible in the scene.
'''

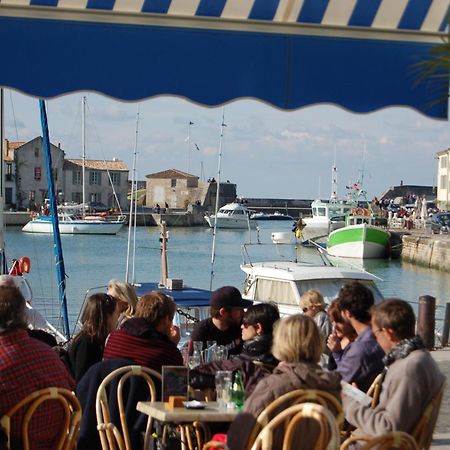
[0,0,449,118]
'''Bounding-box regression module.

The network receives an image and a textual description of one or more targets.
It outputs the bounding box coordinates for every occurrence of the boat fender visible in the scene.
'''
[18,256,31,274]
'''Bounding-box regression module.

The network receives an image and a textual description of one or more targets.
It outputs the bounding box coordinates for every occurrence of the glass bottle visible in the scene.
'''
[231,370,245,410]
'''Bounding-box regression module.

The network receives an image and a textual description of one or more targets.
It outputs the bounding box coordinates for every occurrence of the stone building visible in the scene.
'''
[2,137,129,211]
[145,168,236,210]
[63,158,128,208]
[5,137,65,210]
[436,148,450,211]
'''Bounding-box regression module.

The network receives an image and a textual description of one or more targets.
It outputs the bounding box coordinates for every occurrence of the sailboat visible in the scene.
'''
[22,97,126,235]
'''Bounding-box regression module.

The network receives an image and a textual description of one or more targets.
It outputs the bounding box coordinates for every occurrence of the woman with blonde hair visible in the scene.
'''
[299,289,332,338]
[226,314,342,450]
[107,279,138,326]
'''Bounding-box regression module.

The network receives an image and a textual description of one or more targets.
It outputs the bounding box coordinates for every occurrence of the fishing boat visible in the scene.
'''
[250,211,293,221]
[204,202,257,229]
[240,234,383,317]
[327,208,391,259]
[22,97,126,235]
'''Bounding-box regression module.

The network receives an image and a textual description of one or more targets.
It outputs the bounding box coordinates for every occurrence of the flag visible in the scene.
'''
[195,143,200,152]
[189,121,194,125]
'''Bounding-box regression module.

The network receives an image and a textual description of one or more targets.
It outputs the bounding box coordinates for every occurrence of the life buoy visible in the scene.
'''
[18,256,31,274]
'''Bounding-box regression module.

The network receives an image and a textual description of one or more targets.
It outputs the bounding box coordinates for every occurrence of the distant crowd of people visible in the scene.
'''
[0,273,445,449]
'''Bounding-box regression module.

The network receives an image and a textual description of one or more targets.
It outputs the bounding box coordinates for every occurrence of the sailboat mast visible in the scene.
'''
[209,108,226,291]
[331,146,337,202]
[0,89,6,274]
[81,96,86,219]
[39,100,70,340]
[126,104,140,284]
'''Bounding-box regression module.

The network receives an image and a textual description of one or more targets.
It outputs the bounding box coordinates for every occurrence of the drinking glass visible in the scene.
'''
[188,351,202,369]
[215,370,232,408]
[193,341,203,353]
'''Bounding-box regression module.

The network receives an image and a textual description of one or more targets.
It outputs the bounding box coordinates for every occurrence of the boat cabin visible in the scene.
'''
[241,261,383,317]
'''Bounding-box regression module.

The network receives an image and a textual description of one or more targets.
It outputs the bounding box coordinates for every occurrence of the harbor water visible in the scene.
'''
[7,221,450,334]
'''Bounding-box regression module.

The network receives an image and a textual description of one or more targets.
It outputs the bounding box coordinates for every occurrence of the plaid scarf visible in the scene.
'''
[383,335,425,367]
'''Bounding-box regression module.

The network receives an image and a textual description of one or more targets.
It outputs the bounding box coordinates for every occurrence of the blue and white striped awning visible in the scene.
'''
[0,0,449,118]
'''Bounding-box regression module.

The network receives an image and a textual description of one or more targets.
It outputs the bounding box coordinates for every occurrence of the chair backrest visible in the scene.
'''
[95,365,162,450]
[247,389,343,450]
[250,402,340,450]
[0,387,81,450]
[411,383,445,450]
[360,431,419,450]
[366,370,386,408]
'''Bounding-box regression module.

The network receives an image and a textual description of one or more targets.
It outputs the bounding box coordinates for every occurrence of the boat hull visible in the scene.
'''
[22,218,124,235]
[204,216,257,229]
[327,224,390,259]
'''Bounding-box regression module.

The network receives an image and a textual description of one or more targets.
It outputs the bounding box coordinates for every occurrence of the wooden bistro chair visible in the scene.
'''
[0,387,81,450]
[340,431,418,450]
[246,389,344,450]
[411,383,445,450]
[250,402,340,450]
[366,370,386,409]
[95,365,161,450]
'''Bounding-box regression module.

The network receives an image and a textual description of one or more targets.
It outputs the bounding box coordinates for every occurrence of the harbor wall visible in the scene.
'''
[402,235,450,272]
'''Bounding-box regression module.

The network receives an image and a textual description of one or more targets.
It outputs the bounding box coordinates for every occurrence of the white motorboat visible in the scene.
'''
[205,202,258,229]
[250,211,293,221]
[240,236,383,317]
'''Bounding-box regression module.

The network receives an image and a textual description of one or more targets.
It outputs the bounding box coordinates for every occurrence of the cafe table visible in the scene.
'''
[136,401,238,450]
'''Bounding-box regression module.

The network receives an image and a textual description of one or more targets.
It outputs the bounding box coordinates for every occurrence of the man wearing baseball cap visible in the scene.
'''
[188,286,252,356]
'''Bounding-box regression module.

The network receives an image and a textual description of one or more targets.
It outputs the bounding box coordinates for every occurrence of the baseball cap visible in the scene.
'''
[210,286,253,309]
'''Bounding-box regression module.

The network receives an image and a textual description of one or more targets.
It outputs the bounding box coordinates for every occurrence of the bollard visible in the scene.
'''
[441,302,450,348]
[417,295,435,350]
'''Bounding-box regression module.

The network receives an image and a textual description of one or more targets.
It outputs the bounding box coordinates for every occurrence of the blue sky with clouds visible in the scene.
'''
[4,90,450,200]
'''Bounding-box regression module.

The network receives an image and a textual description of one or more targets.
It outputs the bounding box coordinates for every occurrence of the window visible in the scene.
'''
[52,168,58,182]
[5,163,13,181]
[171,179,177,187]
[110,172,120,185]
[34,147,39,157]
[34,167,41,180]
[441,156,448,169]
[5,187,12,204]
[29,191,35,201]
[72,171,82,185]
[440,175,448,190]
[254,279,298,305]
[90,171,101,185]
[90,193,101,203]
[72,192,82,203]
[317,207,327,217]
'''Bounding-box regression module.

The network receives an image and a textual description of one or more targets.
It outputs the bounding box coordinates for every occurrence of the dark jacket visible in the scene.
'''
[227,361,342,450]
[76,358,153,450]
[69,334,104,382]
[190,335,277,397]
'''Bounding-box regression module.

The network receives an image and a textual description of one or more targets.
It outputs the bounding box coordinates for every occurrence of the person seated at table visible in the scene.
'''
[226,314,342,450]
[103,291,183,372]
[326,298,357,371]
[69,293,120,382]
[188,286,253,356]
[300,289,332,339]
[343,299,445,441]
[333,282,385,392]
[190,303,280,397]
[107,278,138,327]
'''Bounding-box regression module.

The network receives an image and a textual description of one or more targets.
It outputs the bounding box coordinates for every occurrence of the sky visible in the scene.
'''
[3,90,450,200]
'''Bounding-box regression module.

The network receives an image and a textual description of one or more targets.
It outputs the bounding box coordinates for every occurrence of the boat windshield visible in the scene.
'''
[295,279,383,305]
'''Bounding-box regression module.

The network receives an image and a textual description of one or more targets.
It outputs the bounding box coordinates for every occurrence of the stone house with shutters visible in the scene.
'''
[2,137,129,211]
[3,136,66,211]
[436,148,450,211]
[63,158,128,209]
